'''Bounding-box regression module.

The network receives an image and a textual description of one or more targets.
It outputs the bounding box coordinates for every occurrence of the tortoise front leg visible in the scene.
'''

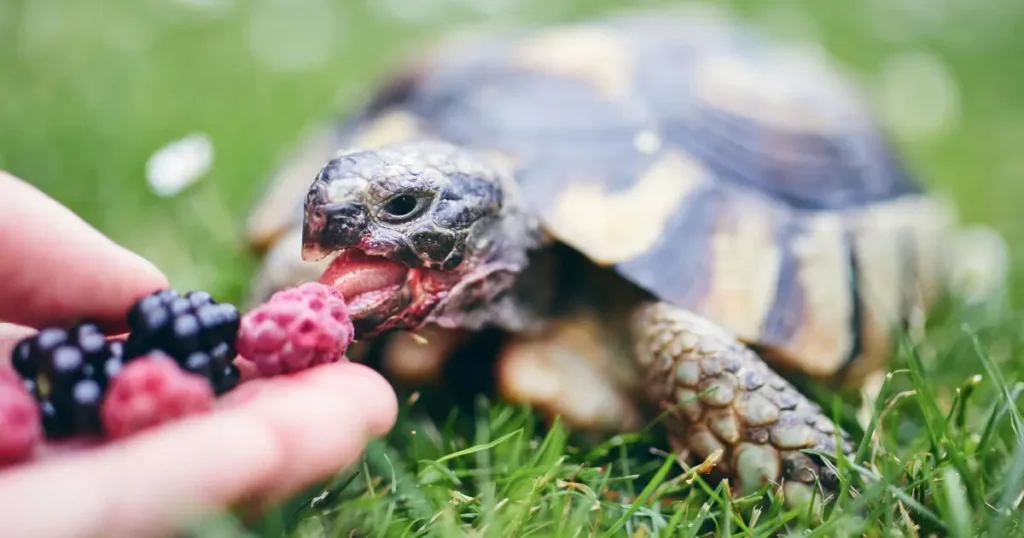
[629,301,853,503]
[381,326,468,384]
[496,314,645,433]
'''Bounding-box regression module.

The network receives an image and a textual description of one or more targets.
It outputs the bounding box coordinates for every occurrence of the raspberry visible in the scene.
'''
[11,322,124,439]
[0,373,41,465]
[124,289,241,395]
[237,282,354,377]
[100,353,215,439]
[0,367,20,388]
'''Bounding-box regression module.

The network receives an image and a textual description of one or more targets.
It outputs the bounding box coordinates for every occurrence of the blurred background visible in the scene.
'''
[1,0,1022,306]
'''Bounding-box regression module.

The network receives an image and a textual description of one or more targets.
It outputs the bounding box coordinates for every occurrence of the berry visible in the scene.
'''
[182,343,241,395]
[100,353,215,440]
[0,367,20,387]
[237,282,354,377]
[11,322,124,439]
[124,289,241,394]
[0,377,41,466]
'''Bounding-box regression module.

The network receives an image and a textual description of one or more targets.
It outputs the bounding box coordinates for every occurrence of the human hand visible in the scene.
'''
[0,172,398,538]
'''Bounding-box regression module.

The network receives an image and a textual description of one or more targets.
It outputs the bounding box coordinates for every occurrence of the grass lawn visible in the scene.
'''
[4,0,1024,535]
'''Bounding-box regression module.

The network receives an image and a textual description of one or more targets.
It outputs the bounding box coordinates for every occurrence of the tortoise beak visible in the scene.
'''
[301,177,370,262]
[301,239,332,262]
[300,212,332,262]
[301,181,330,261]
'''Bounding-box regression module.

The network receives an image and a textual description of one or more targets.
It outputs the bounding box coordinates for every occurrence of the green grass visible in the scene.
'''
[230,299,1024,537]
[4,0,1024,536]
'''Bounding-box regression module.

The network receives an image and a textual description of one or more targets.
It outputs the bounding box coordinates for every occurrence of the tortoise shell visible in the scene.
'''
[246,9,956,381]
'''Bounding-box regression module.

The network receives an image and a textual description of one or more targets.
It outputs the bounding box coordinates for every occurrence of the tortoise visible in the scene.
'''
[243,7,1005,503]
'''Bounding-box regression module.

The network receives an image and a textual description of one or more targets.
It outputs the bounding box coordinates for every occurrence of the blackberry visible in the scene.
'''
[181,342,241,396]
[124,288,242,394]
[11,321,125,439]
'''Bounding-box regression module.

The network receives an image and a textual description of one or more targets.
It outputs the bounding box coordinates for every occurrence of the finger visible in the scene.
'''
[225,361,399,502]
[0,172,169,332]
[0,362,397,538]
[0,323,35,364]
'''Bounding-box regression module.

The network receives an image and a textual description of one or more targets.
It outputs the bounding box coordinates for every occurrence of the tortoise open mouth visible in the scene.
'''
[318,249,414,329]
[317,247,474,338]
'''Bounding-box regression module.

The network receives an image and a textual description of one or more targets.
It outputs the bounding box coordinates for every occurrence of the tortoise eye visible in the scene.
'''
[382,194,421,220]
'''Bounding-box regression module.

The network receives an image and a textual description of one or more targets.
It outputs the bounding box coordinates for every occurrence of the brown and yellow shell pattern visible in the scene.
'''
[245,9,972,502]
[273,13,952,382]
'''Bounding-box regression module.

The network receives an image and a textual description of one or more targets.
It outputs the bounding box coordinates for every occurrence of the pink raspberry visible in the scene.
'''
[100,353,215,440]
[0,371,42,466]
[237,282,354,377]
[0,367,21,388]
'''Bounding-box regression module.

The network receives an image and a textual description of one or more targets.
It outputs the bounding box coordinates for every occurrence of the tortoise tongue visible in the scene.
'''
[319,250,410,311]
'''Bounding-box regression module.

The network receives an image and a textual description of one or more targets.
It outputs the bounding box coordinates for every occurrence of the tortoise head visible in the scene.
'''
[301,140,544,338]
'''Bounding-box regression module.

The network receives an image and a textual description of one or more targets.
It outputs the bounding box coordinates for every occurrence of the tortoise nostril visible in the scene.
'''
[320,202,369,249]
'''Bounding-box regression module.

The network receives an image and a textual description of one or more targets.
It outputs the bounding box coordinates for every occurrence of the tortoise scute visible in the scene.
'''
[734,443,781,495]
[631,301,852,499]
[243,9,990,512]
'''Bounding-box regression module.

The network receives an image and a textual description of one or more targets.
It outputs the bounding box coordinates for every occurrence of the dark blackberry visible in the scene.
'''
[70,379,104,434]
[182,342,240,395]
[213,362,241,395]
[11,321,124,439]
[124,288,241,394]
[40,400,71,438]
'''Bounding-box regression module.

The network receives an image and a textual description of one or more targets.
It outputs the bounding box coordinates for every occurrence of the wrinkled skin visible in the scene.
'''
[301,140,548,338]
[300,139,858,505]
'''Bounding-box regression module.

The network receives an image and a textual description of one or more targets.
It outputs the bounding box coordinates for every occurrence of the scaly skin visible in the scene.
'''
[244,9,1015,511]
[631,301,851,501]
[296,139,859,506]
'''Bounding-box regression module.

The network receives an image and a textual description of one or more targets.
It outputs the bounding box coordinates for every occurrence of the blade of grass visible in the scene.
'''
[366,439,438,525]
[855,370,901,471]
[904,337,980,502]
[974,383,1024,458]
[971,331,1024,448]
[844,460,947,533]
[988,441,1024,536]
[599,453,676,538]
[429,428,523,466]
[939,467,973,538]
